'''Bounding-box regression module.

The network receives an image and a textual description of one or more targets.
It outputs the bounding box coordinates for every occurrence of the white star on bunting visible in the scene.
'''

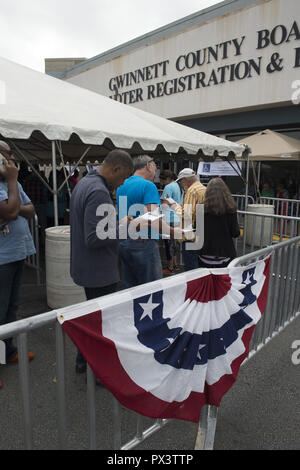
[139,296,161,321]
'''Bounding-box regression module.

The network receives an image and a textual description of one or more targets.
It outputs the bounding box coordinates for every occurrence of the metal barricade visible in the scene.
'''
[196,235,300,450]
[25,214,41,285]
[232,194,255,210]
[258,196,300,219]
[0,236,299,450]
[258,197,300,238]
[237,210,300,256]
[230,236,300,356]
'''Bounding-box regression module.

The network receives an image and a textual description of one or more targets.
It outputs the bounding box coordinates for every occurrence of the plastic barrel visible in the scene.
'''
[245,204,274,248]
[45,226,86,309]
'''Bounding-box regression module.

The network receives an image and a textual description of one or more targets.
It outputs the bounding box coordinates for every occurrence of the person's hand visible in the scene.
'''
[132,215,151,231]
[160,202,169,210]
[119,215,133,225]
[161,199,179,210]
[170,202,180,211]
[0,157,18,182]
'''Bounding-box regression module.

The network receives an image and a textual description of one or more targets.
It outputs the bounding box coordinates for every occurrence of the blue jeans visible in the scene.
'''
[164,238,177,262]
[119,239,162,289]
[182,242,199,272]
[0,260,25,360]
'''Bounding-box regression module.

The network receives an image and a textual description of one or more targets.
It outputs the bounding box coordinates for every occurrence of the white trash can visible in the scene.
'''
[245,204,274,248]
[45,226,86,309]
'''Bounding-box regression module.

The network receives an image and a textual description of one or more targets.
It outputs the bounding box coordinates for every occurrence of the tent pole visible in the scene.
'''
[56,145,91,194]
[8,140,53,193]
[257,161,261,189]
[52,141,59,226]
[245,149,250,210]
[242,149,250,255]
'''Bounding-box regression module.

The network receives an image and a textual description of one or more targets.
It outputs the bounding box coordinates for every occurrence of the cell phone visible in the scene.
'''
[0,153,5,170]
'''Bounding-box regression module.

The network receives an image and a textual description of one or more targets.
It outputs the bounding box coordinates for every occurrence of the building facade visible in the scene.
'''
[46,0,300,194]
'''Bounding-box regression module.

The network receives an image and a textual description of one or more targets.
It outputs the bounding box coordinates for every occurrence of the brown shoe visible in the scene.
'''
[0,379,3,388]
[163,267,175,275]
[7,351,35,363]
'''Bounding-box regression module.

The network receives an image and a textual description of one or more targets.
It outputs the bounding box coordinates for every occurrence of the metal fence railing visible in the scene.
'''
[236,210,300,256]
[230,236,300,354]
[257,196,300,219]
[0,236,299,450]
[232,195,300,219]
[196,235,300,449]
[26,214,41,285]
[232,194,255,210]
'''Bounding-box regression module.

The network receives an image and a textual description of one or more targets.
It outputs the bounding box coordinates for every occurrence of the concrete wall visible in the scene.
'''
[64,0,300,120]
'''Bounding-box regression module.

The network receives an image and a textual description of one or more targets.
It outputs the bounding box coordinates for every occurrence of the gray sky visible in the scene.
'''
[0,0,222,72]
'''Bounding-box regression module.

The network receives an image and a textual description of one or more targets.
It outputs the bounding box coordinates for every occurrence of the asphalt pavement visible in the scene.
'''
[0,264,299,450]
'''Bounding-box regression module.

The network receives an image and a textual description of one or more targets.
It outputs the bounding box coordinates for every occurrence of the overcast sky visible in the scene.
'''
[0,0,222,72]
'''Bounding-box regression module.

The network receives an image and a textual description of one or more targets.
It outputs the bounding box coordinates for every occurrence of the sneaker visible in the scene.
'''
[163,267,175,275]
[7,351,35,363]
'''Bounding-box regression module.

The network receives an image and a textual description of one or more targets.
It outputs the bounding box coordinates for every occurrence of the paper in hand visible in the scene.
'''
[161,197,176,205]
[139,212,164,222]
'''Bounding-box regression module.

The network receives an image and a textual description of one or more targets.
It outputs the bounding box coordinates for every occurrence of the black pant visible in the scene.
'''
[84,284,118,301]
[0,260,25,360]
[76,283,118,366]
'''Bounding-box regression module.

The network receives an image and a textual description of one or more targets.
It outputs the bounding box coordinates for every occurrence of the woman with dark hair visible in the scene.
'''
[198,177,240,268]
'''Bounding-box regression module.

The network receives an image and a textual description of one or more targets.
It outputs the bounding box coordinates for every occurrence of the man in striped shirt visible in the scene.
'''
[176,168,206,271]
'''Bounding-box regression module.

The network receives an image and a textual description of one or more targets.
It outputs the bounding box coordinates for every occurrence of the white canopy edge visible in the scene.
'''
[0,57,247,160]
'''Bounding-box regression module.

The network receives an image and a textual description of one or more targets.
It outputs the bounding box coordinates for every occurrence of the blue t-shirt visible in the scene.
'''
[161,181,183,224]
[117,175,161,239]
[0,181,36,265]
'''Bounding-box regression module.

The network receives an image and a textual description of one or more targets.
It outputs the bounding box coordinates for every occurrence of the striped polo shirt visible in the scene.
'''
[182,180,206,228]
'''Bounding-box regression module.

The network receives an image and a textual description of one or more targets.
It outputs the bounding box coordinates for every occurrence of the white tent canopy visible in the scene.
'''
[0,56,250,224]
[235,129,300,161]
[0,56,247,162]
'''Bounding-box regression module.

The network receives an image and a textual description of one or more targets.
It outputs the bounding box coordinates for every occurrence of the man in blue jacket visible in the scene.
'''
[70,149,133,373]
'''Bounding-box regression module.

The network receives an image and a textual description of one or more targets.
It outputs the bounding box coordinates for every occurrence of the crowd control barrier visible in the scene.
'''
[0,236,299,450]
[232,194,255,210]
[257,196,300,239]
[233,195,300,219]
[26,214,41,285]
[258,196,300,219]
[195,235,300,450]
[236,210,300,256]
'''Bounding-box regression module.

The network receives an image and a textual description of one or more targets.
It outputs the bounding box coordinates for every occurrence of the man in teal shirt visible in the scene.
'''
[117,155,162,288]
